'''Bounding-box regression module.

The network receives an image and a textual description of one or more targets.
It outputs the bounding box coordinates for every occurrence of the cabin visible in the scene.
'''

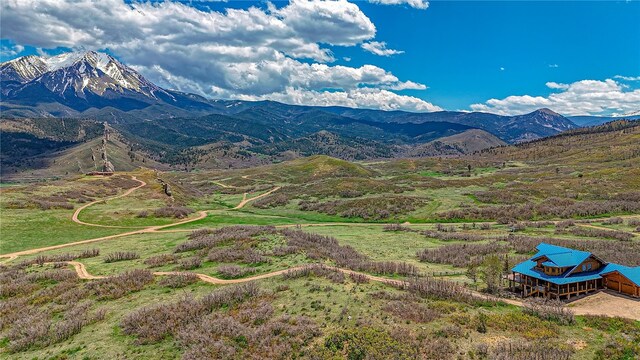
[509,243,640,299]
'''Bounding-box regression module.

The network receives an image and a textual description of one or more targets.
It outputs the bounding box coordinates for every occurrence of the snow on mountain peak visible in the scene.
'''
[43,51,118,73]
[0,50,166,98]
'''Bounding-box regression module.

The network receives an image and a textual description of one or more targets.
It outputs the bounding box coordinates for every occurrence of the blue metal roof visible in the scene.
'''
[531,243,591,269]
[600,263,640,287]
[512,259,603,285]
[511,242,640,287]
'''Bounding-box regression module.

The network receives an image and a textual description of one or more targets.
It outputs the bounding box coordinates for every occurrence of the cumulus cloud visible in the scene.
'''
[361,41,404,56]
[276,0,376,46]
[1,0,438,112]
[471,79,640,116]
[0,43,23,60]
[236,87,442,112]
[614,75,640,81]
[368,0,429,10]
[545,82,569,90]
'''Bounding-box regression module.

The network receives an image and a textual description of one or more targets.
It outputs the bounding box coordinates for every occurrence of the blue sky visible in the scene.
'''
[1,0,639,115]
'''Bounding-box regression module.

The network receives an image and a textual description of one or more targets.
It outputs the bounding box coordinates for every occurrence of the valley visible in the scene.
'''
[1,119,639,359]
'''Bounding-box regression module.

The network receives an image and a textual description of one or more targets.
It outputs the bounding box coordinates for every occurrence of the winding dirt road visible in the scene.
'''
[233,187,281,209]
[0,177,281,261]
[0,210,209,259]
[3,173,639,320]
[53,260,640,320]
[71,176,148,228]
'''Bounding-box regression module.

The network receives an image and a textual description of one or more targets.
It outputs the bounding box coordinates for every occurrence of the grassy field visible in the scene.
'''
[2,124,640,359]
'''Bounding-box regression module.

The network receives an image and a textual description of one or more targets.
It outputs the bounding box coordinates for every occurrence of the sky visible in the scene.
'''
[1,0,639,116]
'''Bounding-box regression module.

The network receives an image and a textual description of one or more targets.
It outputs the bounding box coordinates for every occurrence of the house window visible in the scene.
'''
[582,265,586,271]
[587,263,592,270]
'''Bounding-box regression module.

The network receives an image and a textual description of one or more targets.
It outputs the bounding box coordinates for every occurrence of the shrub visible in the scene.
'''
[603,217,623,225]
[281,229,366,267]
[207,247,267,264]
[382,301,440,323]
[282,264,345,284]
[417,242,507,267]
[349,272,370,284]
[405,277,473,303]
[87,269,154,300]
[627,219,640,227]
[251,193,289,208]
[523,298,574,325]
[299,196,426,220]
[6,312,51,352]
[217,265,255,279]
[178,257,201,270]
[104,251,140,263]
[143,254,178,267]
[121,295,205,344]
[201,282,260,310]
[154,206,195,219]
[489,340,573,360]
[350,261,419,277]
[78,248,100,259]
[556,227,634,241]
[175,226,276,253]
[158,273,199,288]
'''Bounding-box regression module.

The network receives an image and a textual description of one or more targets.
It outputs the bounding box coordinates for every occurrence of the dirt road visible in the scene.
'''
[54,261,639,320]
[233,187,281,209]
[0,183,281,261]
[0,210,208,260]
[71,176,148,228]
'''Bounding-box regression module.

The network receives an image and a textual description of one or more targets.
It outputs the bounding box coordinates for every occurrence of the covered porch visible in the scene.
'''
[508,272,602,300]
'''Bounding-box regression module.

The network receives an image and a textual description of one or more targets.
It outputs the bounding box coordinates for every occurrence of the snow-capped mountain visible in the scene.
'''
[1,51,167,100]
[0,55,49,83]
[0,51,225,118]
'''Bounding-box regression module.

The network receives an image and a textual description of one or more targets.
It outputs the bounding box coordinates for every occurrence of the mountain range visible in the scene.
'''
[1,50,635,177]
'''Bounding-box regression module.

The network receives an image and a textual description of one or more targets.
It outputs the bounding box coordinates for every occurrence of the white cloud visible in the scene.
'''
[236,87,442,112]
[0,43,23,60]
[545,82,569,90]
[368,0,429,10]
[548,64,559,68]
[471,79,640,116]
[1,0,440,112]
[361,41,404,57]
[614,75,640,81]
[276,0,376,46]
[499,67,505,71]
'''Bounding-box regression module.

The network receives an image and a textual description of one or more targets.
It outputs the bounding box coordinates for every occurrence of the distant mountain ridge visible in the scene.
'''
[319,106,576,143]
[1,50,582,144]
[1,51,219,117]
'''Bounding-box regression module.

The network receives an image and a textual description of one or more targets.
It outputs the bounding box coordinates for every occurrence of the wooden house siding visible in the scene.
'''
[570,257,602,275]
[603,272,640,297]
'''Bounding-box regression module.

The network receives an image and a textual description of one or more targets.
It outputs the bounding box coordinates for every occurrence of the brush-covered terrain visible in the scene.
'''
[1,120,639,359]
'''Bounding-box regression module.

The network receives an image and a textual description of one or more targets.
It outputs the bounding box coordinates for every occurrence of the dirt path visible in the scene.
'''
[577,223,639,237]
[71,176,148,228]
[66,261,106,280]
[233,187,281,209]
[211,181,232,189]
[0,183,281,261]
[54,260,638,320]
[0,210,208,260]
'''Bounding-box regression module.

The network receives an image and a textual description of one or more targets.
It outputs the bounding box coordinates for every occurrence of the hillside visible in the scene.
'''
[0,120,165,179]
[481,120,640,165]
[405,129,506,157]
